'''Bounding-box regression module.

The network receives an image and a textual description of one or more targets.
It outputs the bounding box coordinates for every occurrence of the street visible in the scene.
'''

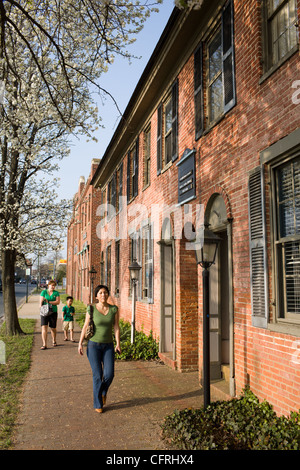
[0,283,36,320]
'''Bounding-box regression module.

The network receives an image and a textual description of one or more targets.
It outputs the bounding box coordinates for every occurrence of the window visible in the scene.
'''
[144,126,151,187]
[275,157,300,323]
[127,138,139,203]
[100,251,104,284]
[207,0,235,125]
[207,27,223,123]
[105,245,111,291]
[107,173,117,219]
[194,43,204,140]
[100,188,106,226]
[164,96,173,165]
[194,0,236,132]
[107,179,112,219]
[157,79,178,174]
[263,0,298,70]
[142,224,154,303]
[194,0,236,133]
[117,162,123,212]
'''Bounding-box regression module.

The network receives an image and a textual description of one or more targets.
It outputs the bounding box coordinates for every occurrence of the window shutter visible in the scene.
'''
[148,223,154,303]
[127,151,131,203]
[134,137,139,197]
[119,162,123,212]
[171,79,178,162]
[222,0,236,113]
[157,104,162,175]
[137,230,142,300]
[107,180,111,218]
[111,172,116,211]
[248,166,269,328]
[194,43,204,140]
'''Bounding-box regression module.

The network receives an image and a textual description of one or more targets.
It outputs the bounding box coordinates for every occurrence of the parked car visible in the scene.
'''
[39,279,47,288]
[0,279,2,292]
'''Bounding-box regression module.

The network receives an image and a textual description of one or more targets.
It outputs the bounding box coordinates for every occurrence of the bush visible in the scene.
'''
[114,320,159,361]
[161,388,300,450]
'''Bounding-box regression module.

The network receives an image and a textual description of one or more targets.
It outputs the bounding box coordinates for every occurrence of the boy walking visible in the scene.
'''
[62,296,75,342]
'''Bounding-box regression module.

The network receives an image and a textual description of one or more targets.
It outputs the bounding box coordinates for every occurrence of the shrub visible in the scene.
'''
[161,388,300,450]
[114,320,159,361]
[76,314,159,361]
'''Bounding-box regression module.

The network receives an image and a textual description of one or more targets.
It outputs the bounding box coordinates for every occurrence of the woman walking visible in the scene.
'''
[78,285,121,413]
[40,280,60,349]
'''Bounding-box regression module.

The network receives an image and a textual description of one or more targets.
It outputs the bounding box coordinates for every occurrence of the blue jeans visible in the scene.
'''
[87,341,115,409]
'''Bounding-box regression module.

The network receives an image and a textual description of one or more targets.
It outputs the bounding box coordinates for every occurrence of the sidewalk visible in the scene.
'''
[13,293,204,450]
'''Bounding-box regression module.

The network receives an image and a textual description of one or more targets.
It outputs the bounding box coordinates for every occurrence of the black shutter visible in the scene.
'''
[111,172,116,211]
[171,79,178,162]
[134,137,139,197]
[222,0,236,113]
[194,43,204,140]
[118,162,123,212]
[127,151,131,203]
[107,180,111,218]
[248,166,269,328]
[157,104,162,175]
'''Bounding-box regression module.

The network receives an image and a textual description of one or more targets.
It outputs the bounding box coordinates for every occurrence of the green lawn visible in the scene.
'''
[0,319,35,449]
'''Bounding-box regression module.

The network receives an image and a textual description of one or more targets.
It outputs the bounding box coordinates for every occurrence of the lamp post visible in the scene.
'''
[129,258,141,343]
[194,224,221,409]
[25,258,32,303]
[89,266,97,304]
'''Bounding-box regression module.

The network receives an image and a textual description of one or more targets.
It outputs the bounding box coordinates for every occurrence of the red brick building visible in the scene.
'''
[70,1,300,415]
[66,159,101,305]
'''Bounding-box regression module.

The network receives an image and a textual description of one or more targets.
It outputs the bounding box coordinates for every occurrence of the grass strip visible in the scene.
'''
[0,319,35,449]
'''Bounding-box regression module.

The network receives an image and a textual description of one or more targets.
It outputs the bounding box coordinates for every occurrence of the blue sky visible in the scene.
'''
[57,1,175,202]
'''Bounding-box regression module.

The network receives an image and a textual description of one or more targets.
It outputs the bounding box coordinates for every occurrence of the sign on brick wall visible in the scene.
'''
[177,148,196,204]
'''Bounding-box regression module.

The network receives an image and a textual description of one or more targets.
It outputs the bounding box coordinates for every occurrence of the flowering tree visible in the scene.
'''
[0,0,162,335]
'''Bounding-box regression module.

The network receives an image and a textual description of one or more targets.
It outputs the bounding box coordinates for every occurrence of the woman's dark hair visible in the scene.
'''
[94,284,110,297]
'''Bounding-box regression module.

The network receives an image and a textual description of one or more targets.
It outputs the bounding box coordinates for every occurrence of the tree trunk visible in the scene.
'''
[2,248,23,335]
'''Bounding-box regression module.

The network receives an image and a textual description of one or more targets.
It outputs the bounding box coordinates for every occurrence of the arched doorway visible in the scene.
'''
[205,194,234,393]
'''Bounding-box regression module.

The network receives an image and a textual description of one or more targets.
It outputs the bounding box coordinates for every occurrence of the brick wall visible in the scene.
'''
[66,160,101,306]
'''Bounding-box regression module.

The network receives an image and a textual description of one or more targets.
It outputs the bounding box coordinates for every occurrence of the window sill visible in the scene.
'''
[259,46,299,85]
[268,320,300,338]
[127,195,137,205]
[161,161,173,174]
[143,182,150,192]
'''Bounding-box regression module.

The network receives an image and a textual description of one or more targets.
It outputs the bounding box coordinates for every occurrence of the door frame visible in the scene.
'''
[158,237,176,360]
[205,194,235,396]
